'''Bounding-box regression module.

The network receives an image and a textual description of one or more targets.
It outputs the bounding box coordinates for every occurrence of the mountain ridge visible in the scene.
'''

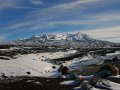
[10,32,117,48]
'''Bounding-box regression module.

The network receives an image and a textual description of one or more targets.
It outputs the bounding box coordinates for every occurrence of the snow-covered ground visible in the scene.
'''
[60,75,120,90]
[0,50,119,77]
[61,80,120,90]
[0,49,120,90]
[106,51,120,56]
[106,51,120,58]
[0,50,77,77]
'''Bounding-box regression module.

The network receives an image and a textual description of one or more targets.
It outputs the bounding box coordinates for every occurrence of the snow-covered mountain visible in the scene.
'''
[35,32,95,41]
[10,32,115,48]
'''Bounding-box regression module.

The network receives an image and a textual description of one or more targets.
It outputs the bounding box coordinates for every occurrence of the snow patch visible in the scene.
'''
[61,80,120,90]
[106,51,120,56]
[0,50,76,77]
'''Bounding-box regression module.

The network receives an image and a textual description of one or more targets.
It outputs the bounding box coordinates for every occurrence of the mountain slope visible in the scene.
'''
[10,32,115,48]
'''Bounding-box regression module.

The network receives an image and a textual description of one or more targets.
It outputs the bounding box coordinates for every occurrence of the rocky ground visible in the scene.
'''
[0,46,120,90]
[0,77,75,90]
[0,62,120,90]
[0,76,120,90]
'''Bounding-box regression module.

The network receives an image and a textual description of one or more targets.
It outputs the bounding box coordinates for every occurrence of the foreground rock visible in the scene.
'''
[0,76,119,90]
[0,76,74,90]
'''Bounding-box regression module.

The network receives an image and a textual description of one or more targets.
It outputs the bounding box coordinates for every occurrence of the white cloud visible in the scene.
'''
[80,26,120,43]
[4,22,34,30]
[81,26,120,39]
[88,12,120,22]
[0,0,14,9]
[103,38,120,43]
[0,0,101,30]
[54,0,99,9]
[0,35,6,42]
[31,0,44,5]
[26,0,100,20]
[4,9,120,31]
[2,0,119,32]
[0,0,44,10]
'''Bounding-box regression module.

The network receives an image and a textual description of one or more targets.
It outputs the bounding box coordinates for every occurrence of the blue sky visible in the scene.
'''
[0,0,120,43]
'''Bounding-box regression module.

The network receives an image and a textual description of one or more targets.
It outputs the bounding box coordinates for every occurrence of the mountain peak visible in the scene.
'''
[33,34,40,38]
[76,32,82,35]
[10,32,114,47]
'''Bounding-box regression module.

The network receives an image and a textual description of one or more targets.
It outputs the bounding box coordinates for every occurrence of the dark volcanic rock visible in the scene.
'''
[0,56,10,60]
[0,77,74,90]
